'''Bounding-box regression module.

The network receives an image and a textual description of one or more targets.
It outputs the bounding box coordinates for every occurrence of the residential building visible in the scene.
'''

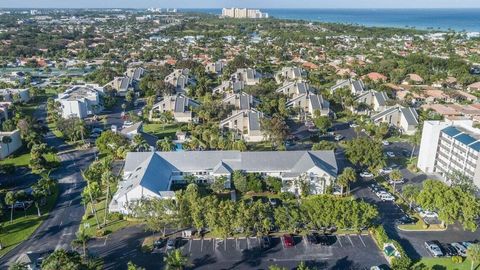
[371,105,419,135]
[110,150,338,214]
[220,109,265,142]
[222,92,259,110]
[417,120,480,189]
[149,94,200,123]
[355,90,389,113]
[56,84,103,119]
[330,79,365,95]
[231,68,261,86]
[164,69,195,93]
[287,92,330,119]
[0,129,22,159]
[206,60,227,75]
[105,67,144,96]
[275,67,305,83]
[0,88,30,103]
[221,8,268,19]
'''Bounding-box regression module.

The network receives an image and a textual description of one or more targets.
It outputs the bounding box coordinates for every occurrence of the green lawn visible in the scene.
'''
[143,123,186,139]
[415,257,477,270]
[80,197,135,238]
[0,149,60,168]
[0,185,59,257]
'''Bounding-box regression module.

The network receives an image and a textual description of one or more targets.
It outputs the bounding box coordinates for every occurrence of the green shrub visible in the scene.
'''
[451,255,464,264]
[95,229,106,237]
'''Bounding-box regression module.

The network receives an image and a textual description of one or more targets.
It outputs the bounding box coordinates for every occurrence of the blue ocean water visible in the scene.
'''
[180,8,480,32]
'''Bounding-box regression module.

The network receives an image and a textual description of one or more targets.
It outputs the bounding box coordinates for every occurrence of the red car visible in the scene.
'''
[283,234,294,247]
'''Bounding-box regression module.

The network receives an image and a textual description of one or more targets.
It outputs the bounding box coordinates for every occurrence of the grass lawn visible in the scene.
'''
[143,123,186,139]
[247,141,274,151]
[0,185,59,257]
[415,257,477,270]
[398,213,445,231]
[80,197,135,238]
[0,148,60,168]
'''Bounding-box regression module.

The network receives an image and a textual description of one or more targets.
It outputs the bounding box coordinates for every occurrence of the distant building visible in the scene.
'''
[0,129,22,159]
[222,92,259,110]
[354,90,389,113]
[164,69,195,94]
[330,79,365,95]
[275,67,305,83]
[205,60,227,75]
[56,84,103,119]
[221,8,268,19]
[105,67,144,96]
[276,81,330,119]
[417,119,480,190]
[370,105,418,135]
[231,68,261,86]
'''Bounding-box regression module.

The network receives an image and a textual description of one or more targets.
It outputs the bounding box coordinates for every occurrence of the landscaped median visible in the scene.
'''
[414,257,476,270]
[0,185,59,257]
[397,213,446,232]
[370,225,413,269]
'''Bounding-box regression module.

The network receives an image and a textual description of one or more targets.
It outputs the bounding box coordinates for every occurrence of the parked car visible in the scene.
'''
[395,215,417,225]
[379,193,395,202]
[389,178,405,185]
[382,140,390,146]
[386,152,396,158]
[425,241,444,257]
[111,125,118,132]
[379,167,393,174]
[154,238,166,249]
[166,238,177,250]
[283,234,294,247]
[349,123,359,128]
[440,243,458,257]
[305,121,314,128]
[122,121,133,128]
[268,198,280,206]
[421,211,439,219]
[306,234,319,245]
[451,242,467,257]
[260,236,271,249]
[317,234,337,246]
[91,127,103,134]
[334,134,344,141]
[462,241,474,249]
[360,171,374,178]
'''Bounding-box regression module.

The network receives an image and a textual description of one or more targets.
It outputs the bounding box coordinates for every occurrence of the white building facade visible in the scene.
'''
[56,84,103,119]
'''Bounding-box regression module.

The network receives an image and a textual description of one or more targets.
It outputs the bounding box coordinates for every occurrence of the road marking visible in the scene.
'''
[303,236,308,248]
[189,239,192,252]
[347,235,354,247]
[200,238,203,252]
[358,235,366,247]
[337,236,343,247]
[103,236,108,246]
[224,239,227,251]
[213,238,215,251]
[246,237,250,250]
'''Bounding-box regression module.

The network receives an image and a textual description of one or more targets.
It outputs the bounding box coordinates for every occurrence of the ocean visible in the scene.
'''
[180,8,480,32]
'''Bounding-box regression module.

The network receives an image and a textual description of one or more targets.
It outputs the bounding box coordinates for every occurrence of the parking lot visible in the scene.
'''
[154,234,387,269]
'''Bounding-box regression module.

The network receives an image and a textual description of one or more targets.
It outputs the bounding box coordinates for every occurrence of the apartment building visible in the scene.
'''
[221,8,268,19]
[219,109,265,142]
[417,120,480,189]
[149,94,200,123]
[56,84,103,119]
[110,150,338,214]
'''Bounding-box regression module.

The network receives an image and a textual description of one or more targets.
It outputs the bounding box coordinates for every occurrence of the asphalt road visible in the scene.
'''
[0,102,95,267]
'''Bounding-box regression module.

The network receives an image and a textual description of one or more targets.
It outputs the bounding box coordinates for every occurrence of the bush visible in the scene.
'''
[391,256,413,270]
[370,225,412,269]
[108,212,123,221]
[266,176,282,193]
[279,192,296,201]
[451,255,464,264]
[95,229,106,237]
[247,177,264,193]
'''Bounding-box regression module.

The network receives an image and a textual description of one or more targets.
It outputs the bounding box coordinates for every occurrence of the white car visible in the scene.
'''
[122,121,133,128]
[382,140,390,146]
[419,211,438,219]
[451,242,467,257]
[386,152,396,158]
[379,193,395,201]
[379,167,393,174]
[111,125,118,133]
[360,172,374,178]
[425,241,444,257]
[334,134,344,141]
[349,123,359,128]
[389,178,405,185]
[305,121,314,128]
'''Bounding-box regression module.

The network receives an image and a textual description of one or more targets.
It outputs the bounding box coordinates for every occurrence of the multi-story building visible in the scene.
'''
[56,84,103,119]
[417,119,480,189]
[149,94,200,123]
[0,129,22,159]
[109,150,338,214]
[221,8,268,19]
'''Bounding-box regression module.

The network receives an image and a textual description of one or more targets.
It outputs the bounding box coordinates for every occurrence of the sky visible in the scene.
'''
[1,0,480,9]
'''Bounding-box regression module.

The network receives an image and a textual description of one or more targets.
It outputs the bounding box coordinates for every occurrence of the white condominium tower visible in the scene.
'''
[417,119,480,189]
[222,8,269,19]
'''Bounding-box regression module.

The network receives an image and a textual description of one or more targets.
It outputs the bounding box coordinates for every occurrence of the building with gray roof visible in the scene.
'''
[371,105,418,135]
[220,109,265,142]
[222,92,259,110]
[55,84,103,119]
[354,90,389,113]
[330,78,365,95]
[275,67,305,83]
[149,94,200,123]
[110,150,338,214]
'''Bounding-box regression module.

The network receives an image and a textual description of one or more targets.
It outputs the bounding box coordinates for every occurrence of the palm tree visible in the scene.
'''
[32,181,48,216]
[81,170,101,229]
[72,229,91,257]
[336,167,356,195]
[467,244,480,270]
[101,170,115,227]
[157,137,175,152]
[5,191,16,223]
[402,184,420,210]
[164,249,188,270]
[1,136,12,155]
[389,169,403,193]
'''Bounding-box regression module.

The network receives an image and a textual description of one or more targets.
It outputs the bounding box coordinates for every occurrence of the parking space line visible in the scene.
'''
[358,235,366,247]
[236,238,238,250]
[303,236,308,248]
[200,238,203,252]
[347,235,354,247]
[212,238,215,251]
[246,237,250,250]
[189,239,192,252]
[224,239,227,251]
[337,236,343,247]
